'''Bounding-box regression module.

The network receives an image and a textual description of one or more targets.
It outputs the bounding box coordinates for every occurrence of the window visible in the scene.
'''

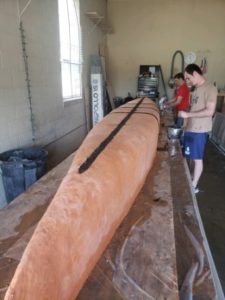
[58,0,82,100]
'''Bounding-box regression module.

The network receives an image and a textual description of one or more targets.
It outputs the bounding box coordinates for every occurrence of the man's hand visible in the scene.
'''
[178,111,189,118]
[178,100,216,119]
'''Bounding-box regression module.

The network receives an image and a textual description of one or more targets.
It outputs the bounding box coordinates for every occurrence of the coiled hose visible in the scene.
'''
[168,50,185,88]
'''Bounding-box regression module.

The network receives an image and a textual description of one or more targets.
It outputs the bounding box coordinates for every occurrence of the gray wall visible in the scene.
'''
[107,0,225,98]
[0,0,107,207]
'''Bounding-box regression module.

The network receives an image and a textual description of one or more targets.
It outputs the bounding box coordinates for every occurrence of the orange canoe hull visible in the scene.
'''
[5,98,159,300]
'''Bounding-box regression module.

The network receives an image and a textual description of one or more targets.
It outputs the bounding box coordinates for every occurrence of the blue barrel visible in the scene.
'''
[0,147,48,203]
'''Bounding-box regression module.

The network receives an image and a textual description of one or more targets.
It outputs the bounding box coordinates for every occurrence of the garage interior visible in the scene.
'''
[1,0,225,299]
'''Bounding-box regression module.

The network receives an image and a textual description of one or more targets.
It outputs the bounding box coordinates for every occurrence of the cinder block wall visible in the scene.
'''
[0,0,107,206]
[0,0,33,151]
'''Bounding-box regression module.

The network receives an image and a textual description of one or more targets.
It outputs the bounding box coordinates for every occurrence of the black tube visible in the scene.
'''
[170,50,185,79]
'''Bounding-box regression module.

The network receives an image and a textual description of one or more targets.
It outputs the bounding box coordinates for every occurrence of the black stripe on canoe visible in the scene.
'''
[79,97,145,174]
[114,107,159,114]
[117,105,158,109]
[112,111,159,124]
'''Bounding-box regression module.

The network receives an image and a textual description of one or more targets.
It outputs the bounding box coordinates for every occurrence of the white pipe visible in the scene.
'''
[16,0,20,23]
[19,0,32,19]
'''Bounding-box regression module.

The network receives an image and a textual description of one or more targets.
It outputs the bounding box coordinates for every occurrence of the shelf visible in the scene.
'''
[85,11,113,34]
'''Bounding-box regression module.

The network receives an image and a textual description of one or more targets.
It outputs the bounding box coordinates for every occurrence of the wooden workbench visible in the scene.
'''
[0,111,222,299]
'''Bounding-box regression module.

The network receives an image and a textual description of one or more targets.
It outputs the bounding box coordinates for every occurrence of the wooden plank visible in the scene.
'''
[169,141,217,298]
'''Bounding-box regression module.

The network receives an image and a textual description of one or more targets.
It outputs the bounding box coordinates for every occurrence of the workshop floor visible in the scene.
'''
[197,140,225,293]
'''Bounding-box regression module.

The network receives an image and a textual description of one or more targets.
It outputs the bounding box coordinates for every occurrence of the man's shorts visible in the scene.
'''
[183,132,208,160]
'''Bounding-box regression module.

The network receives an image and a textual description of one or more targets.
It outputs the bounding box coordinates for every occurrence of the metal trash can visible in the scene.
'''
[0,147,48,204]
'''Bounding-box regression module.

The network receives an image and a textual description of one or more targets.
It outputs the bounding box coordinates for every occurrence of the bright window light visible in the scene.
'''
[58,0,82,100]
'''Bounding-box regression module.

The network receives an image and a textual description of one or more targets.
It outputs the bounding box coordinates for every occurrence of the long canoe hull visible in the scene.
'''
[5,98,160,300]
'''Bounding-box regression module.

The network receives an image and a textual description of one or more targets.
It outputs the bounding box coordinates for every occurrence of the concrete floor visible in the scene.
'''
[197,140,225,293]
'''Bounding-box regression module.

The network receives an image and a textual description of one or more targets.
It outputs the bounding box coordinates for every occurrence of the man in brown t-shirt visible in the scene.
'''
[178,64,217,193]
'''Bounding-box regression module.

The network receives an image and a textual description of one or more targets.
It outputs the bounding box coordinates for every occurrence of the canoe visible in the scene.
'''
[5,97,160,300]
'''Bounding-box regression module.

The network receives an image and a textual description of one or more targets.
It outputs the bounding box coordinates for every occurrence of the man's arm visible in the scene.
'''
[166,96,182,108]
[178,101,216,118]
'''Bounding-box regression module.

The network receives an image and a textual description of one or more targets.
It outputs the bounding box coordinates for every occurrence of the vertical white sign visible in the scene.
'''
[91,73,104,127]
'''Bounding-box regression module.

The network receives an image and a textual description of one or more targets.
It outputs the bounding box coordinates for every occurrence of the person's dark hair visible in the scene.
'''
[174,73,184,80]
[185,64,202,75]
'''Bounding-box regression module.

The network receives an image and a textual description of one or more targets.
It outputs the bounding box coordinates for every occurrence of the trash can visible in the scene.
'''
[113,97,124,108]
[0,147,48,204]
